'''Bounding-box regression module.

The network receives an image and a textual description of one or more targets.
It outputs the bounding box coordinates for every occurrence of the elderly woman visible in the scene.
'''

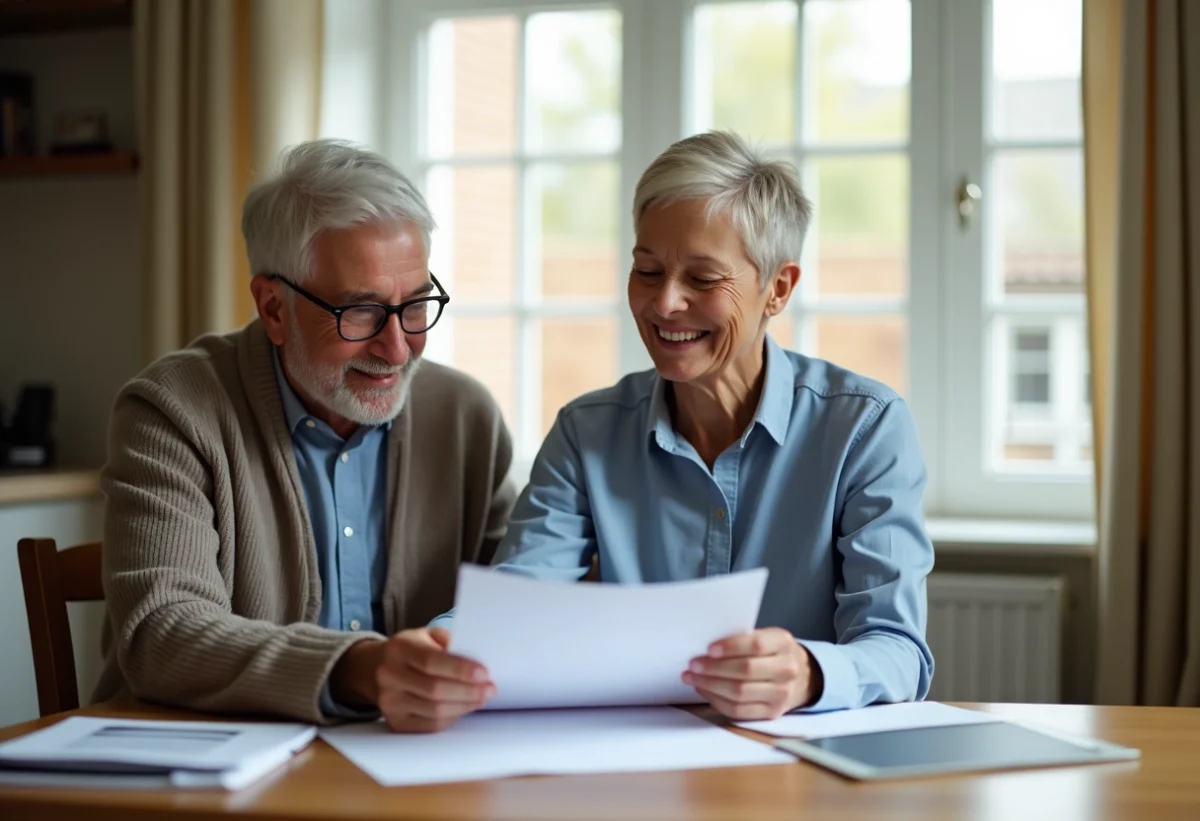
[405,131,933,730]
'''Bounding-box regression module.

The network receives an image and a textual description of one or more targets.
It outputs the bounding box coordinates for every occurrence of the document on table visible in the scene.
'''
[736,701,998,738]
[449,565,769,710]
[0,717,316,790]
[321,707,793,787]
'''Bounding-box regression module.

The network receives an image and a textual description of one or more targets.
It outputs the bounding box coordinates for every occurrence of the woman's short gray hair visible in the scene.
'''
[633,131,813,288]
[241,139,435,283]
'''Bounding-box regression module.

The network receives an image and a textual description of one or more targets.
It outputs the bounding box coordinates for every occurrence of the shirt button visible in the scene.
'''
[343,526,354,537]
[349,619,361,631]
[340,453,349,463]
[715,508,726,520]
[305,419,316,429]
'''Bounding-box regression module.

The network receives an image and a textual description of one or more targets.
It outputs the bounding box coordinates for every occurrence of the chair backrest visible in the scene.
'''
[17,538,104,717]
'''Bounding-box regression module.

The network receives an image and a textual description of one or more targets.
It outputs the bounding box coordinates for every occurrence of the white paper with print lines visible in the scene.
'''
[321,706,793,787]
[449,565,768,710]
[736,701,999,738]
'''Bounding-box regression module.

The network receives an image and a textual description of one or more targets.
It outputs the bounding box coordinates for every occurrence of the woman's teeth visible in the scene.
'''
[658,328,706,342]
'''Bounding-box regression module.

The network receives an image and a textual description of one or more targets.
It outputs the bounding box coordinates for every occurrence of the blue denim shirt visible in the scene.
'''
[272,350,388,716]
[434,336,934,711]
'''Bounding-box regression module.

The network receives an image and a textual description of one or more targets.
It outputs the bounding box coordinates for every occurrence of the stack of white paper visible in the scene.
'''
[0,717,316,790]
[450,565,769,710]
[322,706,794,787]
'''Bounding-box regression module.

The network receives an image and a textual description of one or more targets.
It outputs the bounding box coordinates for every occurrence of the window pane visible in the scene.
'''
[540,316,618,437]
[804,154,908,299]
[805,315,906,394]
[991,0,1082,141]
[802,0,910,144]
[427,17,518,156]
[992,317,1091,470]
[993,149,1084,295]
[694,2,796,143]
[532,163,619,299]
[426,165,517,303]
[451,317,517,429]
[525,10,621,153]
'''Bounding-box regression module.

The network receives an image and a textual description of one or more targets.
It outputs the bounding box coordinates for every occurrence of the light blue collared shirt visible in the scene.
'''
[434,336,934,711]
[272,350,389,716]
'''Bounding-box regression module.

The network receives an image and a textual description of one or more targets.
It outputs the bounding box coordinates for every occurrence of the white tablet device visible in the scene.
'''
[774,720,1140,781]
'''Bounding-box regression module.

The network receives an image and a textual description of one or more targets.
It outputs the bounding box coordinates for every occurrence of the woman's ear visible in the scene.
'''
[764,262,800,318]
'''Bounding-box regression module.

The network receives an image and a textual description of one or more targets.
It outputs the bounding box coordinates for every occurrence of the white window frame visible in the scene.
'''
[941,0,1092,518]
[348,0,1092,520]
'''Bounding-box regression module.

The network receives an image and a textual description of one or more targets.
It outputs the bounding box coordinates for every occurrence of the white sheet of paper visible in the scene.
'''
[321,707,793,787]
[449,565,768,710]
[736,701,998,738]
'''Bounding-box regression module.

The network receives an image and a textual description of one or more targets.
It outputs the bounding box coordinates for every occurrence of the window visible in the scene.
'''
[1012,330,1051,406]
[417,7,623,450]
[375,0,1092,520]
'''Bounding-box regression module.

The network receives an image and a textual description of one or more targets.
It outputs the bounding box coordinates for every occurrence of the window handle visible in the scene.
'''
[957,177,982,229]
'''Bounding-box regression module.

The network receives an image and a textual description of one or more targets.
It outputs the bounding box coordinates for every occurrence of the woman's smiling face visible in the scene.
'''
[628,198,780,384]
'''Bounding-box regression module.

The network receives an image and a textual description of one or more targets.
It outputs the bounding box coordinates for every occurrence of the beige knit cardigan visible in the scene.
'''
[91,320,517,723]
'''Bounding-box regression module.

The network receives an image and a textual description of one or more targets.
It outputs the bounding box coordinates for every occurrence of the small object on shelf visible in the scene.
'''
[0,71,36,157]
[0,383,56,469]
[50,108,111,155]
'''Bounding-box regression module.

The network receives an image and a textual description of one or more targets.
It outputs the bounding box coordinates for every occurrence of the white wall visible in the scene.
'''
[0,497,105,728]
[0,29,142,466]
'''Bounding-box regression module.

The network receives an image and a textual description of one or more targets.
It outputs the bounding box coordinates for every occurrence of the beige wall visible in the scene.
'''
[0,29,141,467]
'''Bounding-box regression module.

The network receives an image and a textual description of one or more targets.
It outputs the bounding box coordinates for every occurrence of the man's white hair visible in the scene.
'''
[633,131,813,288]
[241,139,435,283]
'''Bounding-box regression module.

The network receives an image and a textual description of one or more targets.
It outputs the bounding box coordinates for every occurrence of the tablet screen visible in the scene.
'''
[801,721,1103,771]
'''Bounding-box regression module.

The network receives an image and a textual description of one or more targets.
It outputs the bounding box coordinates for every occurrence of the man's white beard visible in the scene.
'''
[285,321,419,427]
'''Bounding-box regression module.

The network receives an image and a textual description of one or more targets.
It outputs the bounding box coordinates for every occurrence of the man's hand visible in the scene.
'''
[681,627,823,721]
[330,628,494,732]
[375,627,495,733]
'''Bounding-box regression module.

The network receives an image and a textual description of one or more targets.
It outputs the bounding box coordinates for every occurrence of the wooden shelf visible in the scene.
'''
[0,0,131,36]
[0,467,101,505]
[0,152,138,177]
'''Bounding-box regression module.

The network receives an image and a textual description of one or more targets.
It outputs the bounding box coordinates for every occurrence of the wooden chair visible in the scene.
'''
[17,538,104,716]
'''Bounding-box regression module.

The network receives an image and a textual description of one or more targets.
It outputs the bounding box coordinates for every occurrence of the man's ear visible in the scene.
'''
[250,275,288,346]
[764,262,800,318]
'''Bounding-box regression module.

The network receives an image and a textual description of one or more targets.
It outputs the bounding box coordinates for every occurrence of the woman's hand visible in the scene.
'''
[682,627,823,720]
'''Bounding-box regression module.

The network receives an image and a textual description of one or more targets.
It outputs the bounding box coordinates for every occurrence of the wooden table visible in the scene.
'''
[1,699,1197,820]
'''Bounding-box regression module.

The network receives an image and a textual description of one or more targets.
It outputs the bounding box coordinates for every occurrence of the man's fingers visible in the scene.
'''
[382,711,459,735]
[389,630,489,683]
[389,688,491,721]
[707,627,792,659]
[427,627,453,649]
[400,671,495,704]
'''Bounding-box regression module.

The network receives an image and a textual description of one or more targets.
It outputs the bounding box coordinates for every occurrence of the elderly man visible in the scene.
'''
[92,140,516,729]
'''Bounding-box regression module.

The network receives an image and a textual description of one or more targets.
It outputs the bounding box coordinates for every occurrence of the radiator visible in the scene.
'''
[925,573,1065,703]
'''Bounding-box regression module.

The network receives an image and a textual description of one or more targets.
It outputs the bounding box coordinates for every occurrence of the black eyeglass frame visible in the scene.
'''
[268,273,450,341]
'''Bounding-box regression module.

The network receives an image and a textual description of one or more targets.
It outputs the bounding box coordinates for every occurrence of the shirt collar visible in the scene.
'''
[645,335,795,452]
[748,334,795,447]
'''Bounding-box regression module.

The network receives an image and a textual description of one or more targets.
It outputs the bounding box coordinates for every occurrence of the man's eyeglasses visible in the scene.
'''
[269,274,450,341]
